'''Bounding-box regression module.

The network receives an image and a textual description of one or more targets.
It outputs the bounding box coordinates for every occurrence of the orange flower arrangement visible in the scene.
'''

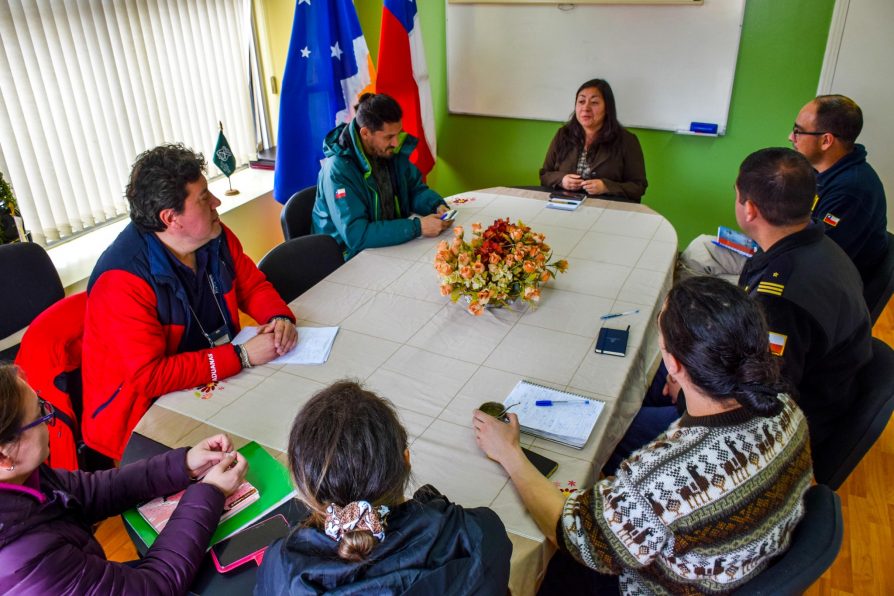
[434,218,569,316]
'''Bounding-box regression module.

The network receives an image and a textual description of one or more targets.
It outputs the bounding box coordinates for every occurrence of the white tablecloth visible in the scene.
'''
[135,187,678,594]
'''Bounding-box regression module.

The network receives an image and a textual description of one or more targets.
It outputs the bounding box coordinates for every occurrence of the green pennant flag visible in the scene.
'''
[213,127,237,178]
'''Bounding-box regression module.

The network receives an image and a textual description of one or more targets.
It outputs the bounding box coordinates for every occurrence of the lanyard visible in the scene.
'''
[187,274,232,348]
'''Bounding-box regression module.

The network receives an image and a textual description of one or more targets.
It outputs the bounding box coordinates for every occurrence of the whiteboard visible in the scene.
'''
[446,0,745,134]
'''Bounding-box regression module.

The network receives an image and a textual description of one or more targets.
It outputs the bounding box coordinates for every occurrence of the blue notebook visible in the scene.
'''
[595,325,629,357]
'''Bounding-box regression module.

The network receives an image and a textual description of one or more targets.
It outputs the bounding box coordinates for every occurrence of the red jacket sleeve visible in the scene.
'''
[223,227,295,323]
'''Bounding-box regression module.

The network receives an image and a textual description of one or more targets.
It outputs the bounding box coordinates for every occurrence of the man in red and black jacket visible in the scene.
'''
[83,144,297,460]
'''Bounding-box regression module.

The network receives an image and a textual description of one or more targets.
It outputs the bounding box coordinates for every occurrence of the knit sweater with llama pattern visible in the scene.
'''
[559,394,812,595]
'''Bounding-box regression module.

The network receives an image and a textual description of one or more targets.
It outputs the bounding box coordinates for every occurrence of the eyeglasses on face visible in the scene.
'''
[791,124,830,138]
[17,396,56,434]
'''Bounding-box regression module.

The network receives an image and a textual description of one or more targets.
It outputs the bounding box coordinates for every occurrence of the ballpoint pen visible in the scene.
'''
[599,308,640,321]
[535,400,592,406]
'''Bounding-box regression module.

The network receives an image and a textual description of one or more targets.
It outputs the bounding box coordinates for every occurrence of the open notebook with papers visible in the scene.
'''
[503,380,604,449]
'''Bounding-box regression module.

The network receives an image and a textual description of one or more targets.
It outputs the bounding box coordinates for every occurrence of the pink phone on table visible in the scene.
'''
[210,514,290,573]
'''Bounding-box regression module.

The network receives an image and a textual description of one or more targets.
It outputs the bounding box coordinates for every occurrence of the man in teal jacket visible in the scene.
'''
[313,93,450,259]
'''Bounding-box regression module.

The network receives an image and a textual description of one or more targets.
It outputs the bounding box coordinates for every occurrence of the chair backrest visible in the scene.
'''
[812,337,894,489]
[0,241,64,343]
[733,484,843,595]
[258,234,344,304]
[863,231,894,323]
[280,185,318,241]
[14,292,87,470]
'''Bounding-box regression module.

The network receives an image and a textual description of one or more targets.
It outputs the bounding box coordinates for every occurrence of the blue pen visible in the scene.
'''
[599,308,639,321]
[535,400,591,406]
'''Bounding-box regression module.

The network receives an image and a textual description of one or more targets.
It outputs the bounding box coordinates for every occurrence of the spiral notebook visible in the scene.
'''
[503,380,604,449]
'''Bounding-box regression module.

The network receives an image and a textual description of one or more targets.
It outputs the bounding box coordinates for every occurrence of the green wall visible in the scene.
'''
[354,0,835,246]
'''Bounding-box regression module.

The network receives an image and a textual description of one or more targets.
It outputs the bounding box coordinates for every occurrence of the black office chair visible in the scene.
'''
[280,185,317,241]
[732,484,843,596]
[258,234,344,304]
[0,242,65,360]
[863,231,894,324]
[812,337,894,490]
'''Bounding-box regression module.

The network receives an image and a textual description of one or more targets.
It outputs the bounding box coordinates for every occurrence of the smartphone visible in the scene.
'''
[548,190,585,201]
[210,514,290,573]
[522,447,559,478]
[440,209,458,221]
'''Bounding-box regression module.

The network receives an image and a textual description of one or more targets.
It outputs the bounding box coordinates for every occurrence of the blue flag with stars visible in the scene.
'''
[273,0,375,204]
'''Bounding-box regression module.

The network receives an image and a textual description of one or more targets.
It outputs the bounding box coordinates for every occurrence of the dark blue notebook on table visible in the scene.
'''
[595,325,629,357]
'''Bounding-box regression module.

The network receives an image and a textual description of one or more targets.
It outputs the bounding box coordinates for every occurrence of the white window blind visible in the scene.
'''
[0,0,256,245]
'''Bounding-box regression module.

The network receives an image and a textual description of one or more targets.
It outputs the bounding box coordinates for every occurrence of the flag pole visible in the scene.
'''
[219,121,239,196]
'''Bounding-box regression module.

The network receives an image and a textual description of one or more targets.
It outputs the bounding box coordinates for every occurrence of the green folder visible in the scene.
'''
[122,441,296,548]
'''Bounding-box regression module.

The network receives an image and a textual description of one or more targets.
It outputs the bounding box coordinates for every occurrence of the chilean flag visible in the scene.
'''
[377,0,436,176]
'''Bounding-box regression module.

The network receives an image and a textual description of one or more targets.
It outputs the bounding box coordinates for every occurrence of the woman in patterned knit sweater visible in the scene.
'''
[474,276,813,594]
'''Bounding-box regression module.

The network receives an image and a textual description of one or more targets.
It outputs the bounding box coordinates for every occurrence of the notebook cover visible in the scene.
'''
[595,326,629,357]
[123,441,296,548]
[712,225,757,258]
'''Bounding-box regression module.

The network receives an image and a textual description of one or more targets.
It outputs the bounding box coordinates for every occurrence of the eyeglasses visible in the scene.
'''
[791,124,829,138]
[17,396,56,434]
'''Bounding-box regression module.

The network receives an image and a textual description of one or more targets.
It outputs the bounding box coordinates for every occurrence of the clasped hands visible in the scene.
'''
[240,318,299,366]
[186,434,248,497]
[562,174,607,196]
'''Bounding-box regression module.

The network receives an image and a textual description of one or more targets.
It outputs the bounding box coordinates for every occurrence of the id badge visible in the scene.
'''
[209,324,232,347]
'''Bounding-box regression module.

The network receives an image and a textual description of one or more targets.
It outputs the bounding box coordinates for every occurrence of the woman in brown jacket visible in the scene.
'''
[540,79,647,202]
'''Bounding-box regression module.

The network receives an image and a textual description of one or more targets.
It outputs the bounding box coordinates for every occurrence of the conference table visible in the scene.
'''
[132,186,678,594]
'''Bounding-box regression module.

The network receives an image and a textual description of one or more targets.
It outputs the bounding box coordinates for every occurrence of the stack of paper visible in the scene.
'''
[503,380,604,449]
[232,326,339,365]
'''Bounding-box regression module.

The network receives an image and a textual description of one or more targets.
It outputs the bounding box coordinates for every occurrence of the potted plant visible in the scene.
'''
[0,171,20,244]
[434,218,569,316]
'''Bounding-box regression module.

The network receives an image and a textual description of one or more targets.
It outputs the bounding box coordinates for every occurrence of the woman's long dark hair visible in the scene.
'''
[659,277,786,416]
[553,79,623,163]
[287,380,410,561]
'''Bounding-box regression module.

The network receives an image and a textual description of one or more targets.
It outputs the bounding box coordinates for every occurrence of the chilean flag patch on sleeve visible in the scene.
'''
[335,188,347,199]
[768,331,788,356]
[822,213,840,227]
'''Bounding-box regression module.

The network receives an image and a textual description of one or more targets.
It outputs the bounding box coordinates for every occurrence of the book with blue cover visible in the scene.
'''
[594,325,629,357]
[712,225,758,258]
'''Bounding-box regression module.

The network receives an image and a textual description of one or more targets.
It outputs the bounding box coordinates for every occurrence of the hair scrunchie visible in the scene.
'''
[324,501,389,542]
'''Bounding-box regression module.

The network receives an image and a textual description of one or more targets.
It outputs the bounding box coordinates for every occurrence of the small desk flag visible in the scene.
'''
[377,0,436,176]
[273,0,375,204]
[213,125,237,178]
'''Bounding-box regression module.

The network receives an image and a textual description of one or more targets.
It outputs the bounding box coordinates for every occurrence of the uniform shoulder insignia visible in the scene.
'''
[754,257,794,297]
[822,212,840,227]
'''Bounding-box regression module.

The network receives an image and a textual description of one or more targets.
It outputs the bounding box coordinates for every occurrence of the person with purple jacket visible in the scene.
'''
[0,363,248,594]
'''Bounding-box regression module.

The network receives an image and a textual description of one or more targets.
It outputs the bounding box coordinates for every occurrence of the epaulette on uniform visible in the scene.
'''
[743,254,794,298]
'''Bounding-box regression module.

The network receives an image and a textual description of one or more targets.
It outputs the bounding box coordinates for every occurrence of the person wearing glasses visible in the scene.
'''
[608,148,871,474]
[680,95,887,284]
[0,364,247,593]
[83,144,298,461]
[788,95,887,281]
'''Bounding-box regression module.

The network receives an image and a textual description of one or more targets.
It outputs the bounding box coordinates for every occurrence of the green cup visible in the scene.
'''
[479,401,509,422]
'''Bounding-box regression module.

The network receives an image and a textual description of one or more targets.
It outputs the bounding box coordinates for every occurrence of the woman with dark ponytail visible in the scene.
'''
[256,381,511,594]
[474,276,813,594]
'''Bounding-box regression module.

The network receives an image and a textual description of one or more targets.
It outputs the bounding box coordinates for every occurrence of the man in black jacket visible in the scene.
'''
[605,148,872,473]
[735,147,872,446]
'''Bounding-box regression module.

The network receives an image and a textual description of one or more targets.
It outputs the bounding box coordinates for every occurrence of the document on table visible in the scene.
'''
[232,326,339,365]
[504,380,604,449]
